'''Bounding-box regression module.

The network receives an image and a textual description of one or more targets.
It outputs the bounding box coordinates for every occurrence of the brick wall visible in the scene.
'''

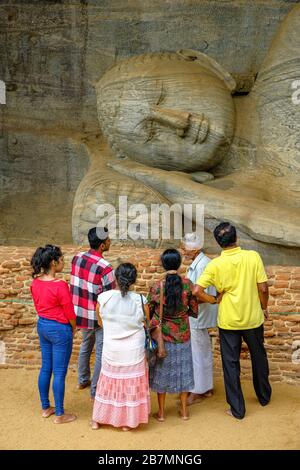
[0,246,300,385]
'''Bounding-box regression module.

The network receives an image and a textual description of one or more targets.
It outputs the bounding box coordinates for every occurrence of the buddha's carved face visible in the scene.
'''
[97,55,235,172]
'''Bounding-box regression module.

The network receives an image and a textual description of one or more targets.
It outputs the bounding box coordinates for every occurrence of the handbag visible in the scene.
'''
[140,295,158,357]
[150,281,167,359]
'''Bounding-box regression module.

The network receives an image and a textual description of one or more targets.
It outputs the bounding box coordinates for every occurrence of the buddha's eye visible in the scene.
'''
[144,121,158,142]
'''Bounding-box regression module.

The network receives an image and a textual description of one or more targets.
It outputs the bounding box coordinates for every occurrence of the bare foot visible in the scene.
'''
[90,420,100,430]
[202,390,213,398]
[179,409,190,420]
[76,380,91,390]
[53,413,77,424]
[226,409,234,418]
[187,394,203,406]
[42,407,55,418]
[122,426,131,432]
[153,412,165,422]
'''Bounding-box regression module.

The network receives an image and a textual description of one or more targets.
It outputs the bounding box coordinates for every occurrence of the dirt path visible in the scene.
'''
[0,369,299,450]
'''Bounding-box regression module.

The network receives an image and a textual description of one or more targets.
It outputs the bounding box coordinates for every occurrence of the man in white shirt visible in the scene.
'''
[182,233,218,405]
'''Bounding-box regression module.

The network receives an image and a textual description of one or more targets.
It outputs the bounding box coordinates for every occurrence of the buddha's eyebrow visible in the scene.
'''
[155,80,166,106]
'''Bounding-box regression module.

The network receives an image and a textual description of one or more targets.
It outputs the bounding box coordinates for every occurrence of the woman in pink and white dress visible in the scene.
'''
[91,263,151,431]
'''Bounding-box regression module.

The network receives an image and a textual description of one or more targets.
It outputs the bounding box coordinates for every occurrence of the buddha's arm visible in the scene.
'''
[108,159,300,248]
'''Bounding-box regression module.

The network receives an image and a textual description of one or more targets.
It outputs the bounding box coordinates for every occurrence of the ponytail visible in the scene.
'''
[164,273,183,312]
[31,244,62,278]
[115,263,137,297]
[161,248,183,314]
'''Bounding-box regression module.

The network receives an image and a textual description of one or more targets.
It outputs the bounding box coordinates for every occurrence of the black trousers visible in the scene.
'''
[219,325,272,419]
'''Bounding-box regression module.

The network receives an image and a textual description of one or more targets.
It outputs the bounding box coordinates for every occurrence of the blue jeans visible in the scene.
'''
[37,317,73,416]
[78,327,103,398]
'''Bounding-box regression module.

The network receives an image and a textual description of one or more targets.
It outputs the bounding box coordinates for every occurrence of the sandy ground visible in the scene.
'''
[0,368,299,450]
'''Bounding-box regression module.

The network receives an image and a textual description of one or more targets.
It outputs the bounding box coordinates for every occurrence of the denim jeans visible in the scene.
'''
[78,327,103,398]
[37,317,73,416]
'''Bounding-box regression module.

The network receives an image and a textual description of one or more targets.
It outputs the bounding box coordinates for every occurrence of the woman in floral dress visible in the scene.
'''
[147,249,199,421]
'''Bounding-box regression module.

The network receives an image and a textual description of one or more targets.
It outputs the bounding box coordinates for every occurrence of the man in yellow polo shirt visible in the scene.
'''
[193,222,272,419]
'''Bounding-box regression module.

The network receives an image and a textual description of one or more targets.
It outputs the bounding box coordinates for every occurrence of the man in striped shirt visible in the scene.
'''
[70,227,115,399]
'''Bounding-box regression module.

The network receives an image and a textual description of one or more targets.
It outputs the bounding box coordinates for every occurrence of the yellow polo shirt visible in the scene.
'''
[196,247,268,330]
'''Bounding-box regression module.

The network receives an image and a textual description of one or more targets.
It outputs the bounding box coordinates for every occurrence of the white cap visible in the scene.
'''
[182,232,203,250]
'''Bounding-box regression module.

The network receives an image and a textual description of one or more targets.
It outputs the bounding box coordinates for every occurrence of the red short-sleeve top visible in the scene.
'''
[31,278,76,324]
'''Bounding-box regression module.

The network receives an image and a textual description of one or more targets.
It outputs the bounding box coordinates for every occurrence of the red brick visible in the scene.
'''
[269,306,296,313]
[269,288,285,297]
[11,283,24,290]
[1,307,16,315]
[0,268,9,275]
[264,331,276,337]
[267,339,286,345]
[16,276,30,282]
[276,300,295,306]
[273,282,289,289]
[276,274,291,281]
[0,288,10,295]
[18,318,36,326]
[1,261,21,269]
[290,282,300,290]
[139,261,151,267]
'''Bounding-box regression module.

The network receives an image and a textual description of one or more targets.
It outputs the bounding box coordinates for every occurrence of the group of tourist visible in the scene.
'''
[30,222,272,430]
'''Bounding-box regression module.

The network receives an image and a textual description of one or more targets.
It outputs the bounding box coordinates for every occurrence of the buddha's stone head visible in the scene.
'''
[96,51,236,172]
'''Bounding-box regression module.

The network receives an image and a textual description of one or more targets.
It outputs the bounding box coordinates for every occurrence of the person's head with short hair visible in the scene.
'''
[213,222,237,248]
[88,227,111,253]
[115,263,137,297]
[181,232,202,260]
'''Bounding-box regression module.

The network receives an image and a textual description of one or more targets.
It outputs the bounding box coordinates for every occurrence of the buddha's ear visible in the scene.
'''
[177,49,236,93]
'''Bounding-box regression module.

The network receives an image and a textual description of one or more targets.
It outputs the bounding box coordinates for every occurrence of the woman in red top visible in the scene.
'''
[31,244,77,424]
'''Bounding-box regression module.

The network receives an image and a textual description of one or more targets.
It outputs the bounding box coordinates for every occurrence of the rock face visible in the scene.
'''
[0,0,299,263]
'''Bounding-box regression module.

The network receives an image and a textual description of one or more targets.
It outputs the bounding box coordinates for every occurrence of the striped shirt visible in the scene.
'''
[70,249,116,329]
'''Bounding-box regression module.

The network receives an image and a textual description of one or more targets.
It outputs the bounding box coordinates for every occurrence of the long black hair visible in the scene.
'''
[115,263,137,297]
[161,249,183,313]
[31,244,63,278]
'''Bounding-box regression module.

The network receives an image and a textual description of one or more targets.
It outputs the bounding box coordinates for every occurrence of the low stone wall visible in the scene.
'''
[0,246,300,385]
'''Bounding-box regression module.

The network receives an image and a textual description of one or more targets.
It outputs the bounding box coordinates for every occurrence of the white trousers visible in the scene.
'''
[190,328,213,394]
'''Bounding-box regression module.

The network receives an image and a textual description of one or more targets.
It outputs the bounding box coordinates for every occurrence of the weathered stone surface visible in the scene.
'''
[0,0,299,251]
[97,51,236,172]
[0,132,89,245]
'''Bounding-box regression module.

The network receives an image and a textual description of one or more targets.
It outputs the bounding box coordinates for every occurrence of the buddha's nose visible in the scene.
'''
[148,106,190,132]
